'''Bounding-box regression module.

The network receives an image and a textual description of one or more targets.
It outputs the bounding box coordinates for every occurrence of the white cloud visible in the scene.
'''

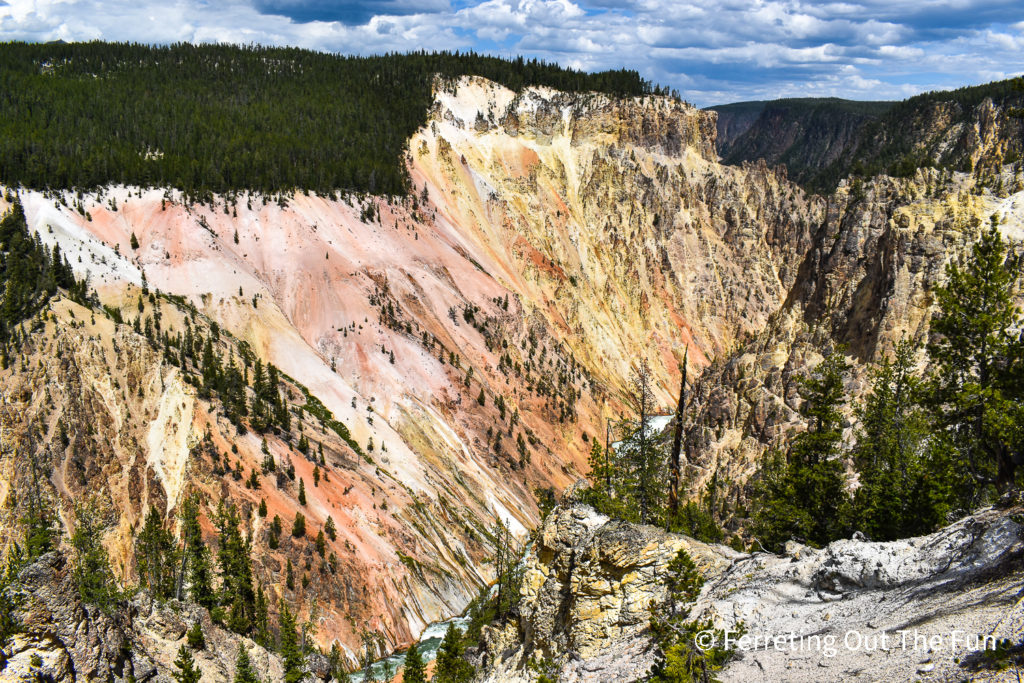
[0,0,1021,104]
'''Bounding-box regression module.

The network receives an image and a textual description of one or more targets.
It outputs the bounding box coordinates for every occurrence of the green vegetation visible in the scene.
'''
[70,500,119,613]
[585,218,1021,552]
[278,599,306,682]
[180,494,215,608]
[648,549,736,682]
[0,197,88,364]
[213,501,259,634]
[186,621,205,650]
[172,645,201,683]
[234,644,261,683]
[136,505,178,600]
[0,551,24,670]
[0,41,651,198]
[927,217,1023,495]
[402,640,426,683]
[434,622,474,683]
[850,342,949,540]
[750,350,852,550]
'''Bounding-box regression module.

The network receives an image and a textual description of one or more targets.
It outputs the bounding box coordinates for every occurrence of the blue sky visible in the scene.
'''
[1,0,1022,106]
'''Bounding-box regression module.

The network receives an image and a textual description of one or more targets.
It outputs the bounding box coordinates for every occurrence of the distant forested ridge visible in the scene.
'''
[710,78,1024,192]
[0,41,653,197]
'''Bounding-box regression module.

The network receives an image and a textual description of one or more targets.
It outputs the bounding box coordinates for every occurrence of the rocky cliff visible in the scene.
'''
[0,75,828,666]
[475,502,1024,682]
[710,98,893,187]
[1,71,1022,676]
[713,80,1024,193]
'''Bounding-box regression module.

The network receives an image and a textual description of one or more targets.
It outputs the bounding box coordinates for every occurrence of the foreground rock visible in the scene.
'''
[474,503,1024,682]
[2,551,290,682]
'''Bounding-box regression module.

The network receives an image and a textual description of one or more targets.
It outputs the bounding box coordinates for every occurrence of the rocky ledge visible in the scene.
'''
[474,502,1024,682]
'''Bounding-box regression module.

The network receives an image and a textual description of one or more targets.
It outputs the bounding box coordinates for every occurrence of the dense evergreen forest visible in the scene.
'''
[0,41,652,198]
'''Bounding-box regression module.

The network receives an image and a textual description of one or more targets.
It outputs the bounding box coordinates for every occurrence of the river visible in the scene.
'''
[348,615,471,682]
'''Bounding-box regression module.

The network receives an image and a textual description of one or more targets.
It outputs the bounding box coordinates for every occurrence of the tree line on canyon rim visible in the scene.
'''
[582,215,1023,552]
[0,41,656,201]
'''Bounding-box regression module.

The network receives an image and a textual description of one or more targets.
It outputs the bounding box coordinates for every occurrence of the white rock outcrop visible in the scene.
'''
[475,502,1024,682]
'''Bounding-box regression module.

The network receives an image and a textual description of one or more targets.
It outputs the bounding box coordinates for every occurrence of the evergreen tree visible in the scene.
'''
[648,550,732,682]
[172,645,202,683]
[751,350,851,551]
[292,513,306,538]
[298,479,307,506]
[851,341,952,540]
[433,623,472,683]
[253,587,271,649]
[21,447,57,561]
[214,501,256,634]
[180,494,215,608]
[70,500,119,612]
[0,549,24,667]
[618,359,668,525]
[136,505,178,599]
[278,600,306,683]
[402,641,426,683]
[187,621,206,650]
[328,642,351,682]
[233,644,260,683]
[926,217,1023,496]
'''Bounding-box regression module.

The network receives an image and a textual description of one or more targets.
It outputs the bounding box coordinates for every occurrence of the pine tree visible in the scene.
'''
[130,232,139,249]
[233,644,260,683]
[402,640,426,683]
[278,600,306,683]
[851,341,951,540]
[136,505,177,599]
[328,642,351,682]
[752,350,851,551]
[180,495,215,608]
[927,217,1023,496]
[433,623,472,683]
[187,621,206,649]
[172,645,202,683]
[292,513,306,538]
[621,359,667,525]
[298,479,307,506]
[214,502,256,634]
[21,447,57,562]
[253,586,271,648]
[70,500,118,612]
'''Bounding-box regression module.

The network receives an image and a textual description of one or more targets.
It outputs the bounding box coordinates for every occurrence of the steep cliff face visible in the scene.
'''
[475,502,1024,682]
[714,81,1024,193]
[710,98,893,187]
[681,167,1024,502]
[0,76,824,663]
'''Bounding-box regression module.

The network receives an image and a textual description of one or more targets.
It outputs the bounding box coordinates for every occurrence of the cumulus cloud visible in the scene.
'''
[0,0,1022,104]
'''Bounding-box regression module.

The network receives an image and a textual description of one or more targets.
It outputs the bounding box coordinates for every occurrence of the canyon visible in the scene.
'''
[1,73,1022,680]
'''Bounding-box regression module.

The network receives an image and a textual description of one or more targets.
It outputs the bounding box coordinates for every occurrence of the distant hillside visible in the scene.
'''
[0,42,652,198]
[708,98,893,186]
[709,79,1024,192]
